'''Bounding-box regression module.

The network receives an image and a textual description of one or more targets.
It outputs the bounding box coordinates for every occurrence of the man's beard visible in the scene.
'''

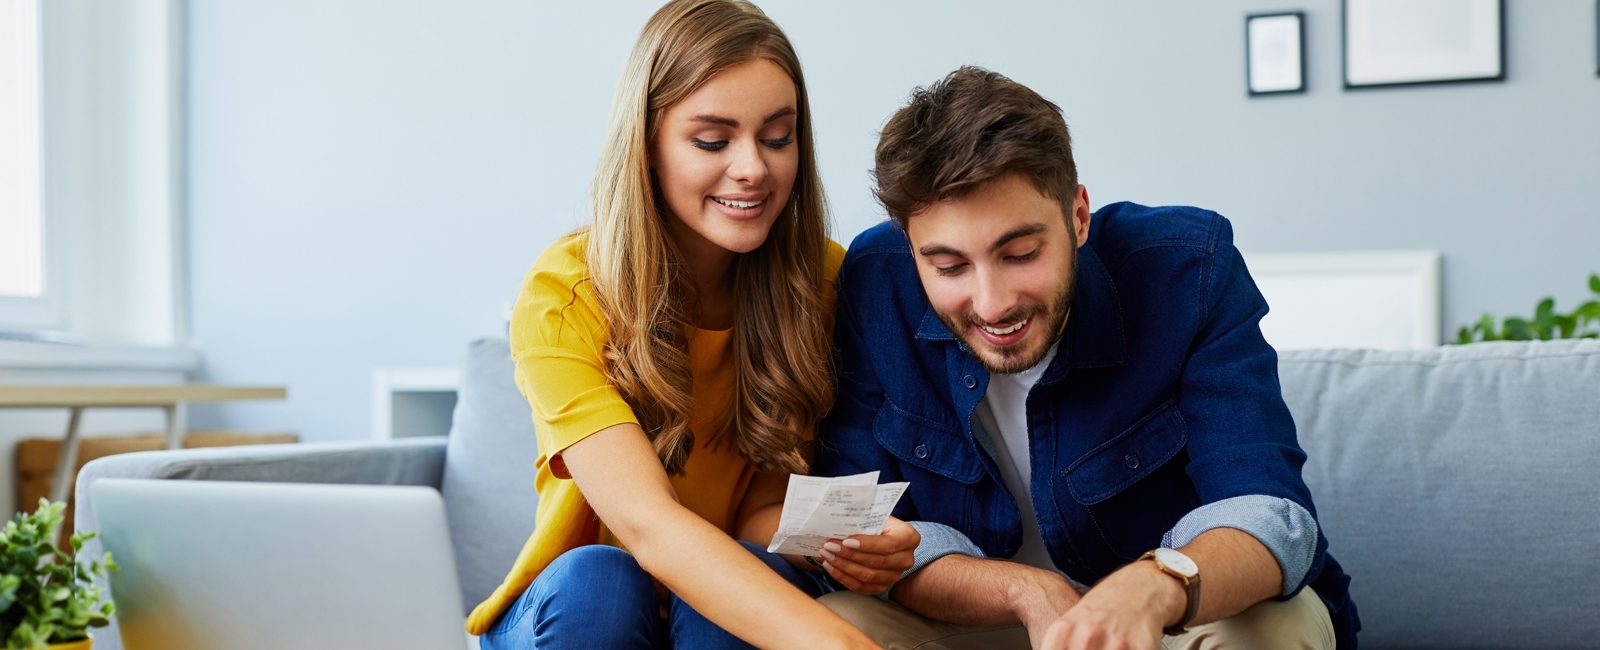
[939,254,1078,375]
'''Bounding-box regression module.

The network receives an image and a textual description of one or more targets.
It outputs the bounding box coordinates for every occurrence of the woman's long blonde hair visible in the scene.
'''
[587,0,832,475]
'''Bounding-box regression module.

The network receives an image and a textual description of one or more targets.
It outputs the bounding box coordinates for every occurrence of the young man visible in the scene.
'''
[814,67,1358,649]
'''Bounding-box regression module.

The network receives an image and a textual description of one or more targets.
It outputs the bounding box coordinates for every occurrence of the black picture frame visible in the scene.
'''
[1343,0,1506,89]
[1246,11,1307,96]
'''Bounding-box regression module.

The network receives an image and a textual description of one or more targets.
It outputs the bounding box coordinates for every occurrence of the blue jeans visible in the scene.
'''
[480,541,831,649]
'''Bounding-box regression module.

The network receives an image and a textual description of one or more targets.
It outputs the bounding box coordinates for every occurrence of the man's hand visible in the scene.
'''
[1036,561,1182,650]
[817,517,920,595]
[1007,568,1080,644]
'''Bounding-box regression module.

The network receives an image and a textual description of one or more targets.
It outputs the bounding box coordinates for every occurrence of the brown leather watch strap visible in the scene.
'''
[1140,550,1202,635]
[1163,573,1201,635]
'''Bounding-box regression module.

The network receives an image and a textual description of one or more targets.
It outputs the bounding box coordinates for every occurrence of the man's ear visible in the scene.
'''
[1068,185,1094,251]
[1071,185,1091,247]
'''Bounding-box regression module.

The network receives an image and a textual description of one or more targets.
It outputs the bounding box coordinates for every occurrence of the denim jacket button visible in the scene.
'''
[1123,453,1140,470]
[962,375,977,389]
[915,444,930,459]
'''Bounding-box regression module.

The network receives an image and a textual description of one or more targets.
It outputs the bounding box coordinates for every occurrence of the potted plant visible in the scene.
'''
[1456,273,1600,343]
[0,499,116,650]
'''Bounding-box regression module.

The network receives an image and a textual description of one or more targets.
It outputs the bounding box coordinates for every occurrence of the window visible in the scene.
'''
[0,0,189,363]
[0,0,44,307]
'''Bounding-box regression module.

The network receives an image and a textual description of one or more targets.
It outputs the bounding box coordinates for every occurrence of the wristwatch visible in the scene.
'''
[1140,547,1201,635]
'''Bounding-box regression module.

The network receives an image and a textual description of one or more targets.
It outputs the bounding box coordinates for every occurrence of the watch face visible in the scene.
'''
[1153,547,1199,578]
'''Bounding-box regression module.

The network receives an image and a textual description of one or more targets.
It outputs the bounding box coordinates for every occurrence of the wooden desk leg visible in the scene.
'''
[49,407,85,506]
[163,402,188,450]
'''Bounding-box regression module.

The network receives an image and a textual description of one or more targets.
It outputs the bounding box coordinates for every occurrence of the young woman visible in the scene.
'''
[466,1,916,648]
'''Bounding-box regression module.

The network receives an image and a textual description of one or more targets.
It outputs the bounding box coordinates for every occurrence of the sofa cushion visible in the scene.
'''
[440,337,540,612]
[1279,340,1600,648]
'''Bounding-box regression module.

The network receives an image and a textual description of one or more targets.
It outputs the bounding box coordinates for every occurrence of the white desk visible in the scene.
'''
[0,385,287,504]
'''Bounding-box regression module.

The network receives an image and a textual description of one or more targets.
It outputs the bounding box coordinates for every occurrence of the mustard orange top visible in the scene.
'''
[465,232,845,634]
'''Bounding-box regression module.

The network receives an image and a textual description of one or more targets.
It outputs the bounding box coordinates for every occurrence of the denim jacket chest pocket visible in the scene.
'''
[1054,401,1198,566]
[874,404,985,533]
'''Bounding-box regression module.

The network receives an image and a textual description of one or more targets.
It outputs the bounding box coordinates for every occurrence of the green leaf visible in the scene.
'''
[1533,298,1556,339]
[1477,314,1499,341]
[31,623,54,648]
[1556,314,1577,339]
[1576,301,1600,320]
[1502,317,1534,340]
[13,547,37,570]
[1589,273,1599,295]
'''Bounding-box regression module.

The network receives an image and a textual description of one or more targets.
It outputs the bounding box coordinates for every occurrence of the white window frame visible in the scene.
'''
[0,0,194,372]
[0,0,62,331]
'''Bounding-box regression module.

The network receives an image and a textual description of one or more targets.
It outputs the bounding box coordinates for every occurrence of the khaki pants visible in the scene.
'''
[819,587,1333,650]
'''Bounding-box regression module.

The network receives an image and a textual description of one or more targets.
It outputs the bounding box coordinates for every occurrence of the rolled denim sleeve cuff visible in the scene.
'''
[905,520,988,577]
[1160,495,1318,596]
[878,521,988,600]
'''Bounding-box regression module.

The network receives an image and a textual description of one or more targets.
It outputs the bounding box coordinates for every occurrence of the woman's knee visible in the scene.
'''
[485,545,658,647]
[538,545,658,610]
[546,545,649,583]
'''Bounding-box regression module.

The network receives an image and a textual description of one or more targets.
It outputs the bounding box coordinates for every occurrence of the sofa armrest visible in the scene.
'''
[72,436,447,537]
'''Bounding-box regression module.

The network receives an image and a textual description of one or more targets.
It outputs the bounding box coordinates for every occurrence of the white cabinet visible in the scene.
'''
[371,368,459,439]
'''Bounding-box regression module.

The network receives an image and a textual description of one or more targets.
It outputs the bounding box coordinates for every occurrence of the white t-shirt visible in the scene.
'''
[973,343,1060,572]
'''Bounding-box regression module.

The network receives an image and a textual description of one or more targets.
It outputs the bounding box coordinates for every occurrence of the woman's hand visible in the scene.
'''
[562,426,879,650]
[817,517,920,596]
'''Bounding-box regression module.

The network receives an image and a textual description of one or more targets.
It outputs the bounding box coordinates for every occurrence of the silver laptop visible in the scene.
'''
[91,479,469,650]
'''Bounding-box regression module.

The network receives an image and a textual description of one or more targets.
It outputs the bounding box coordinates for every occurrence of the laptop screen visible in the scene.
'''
[92,479,470,650]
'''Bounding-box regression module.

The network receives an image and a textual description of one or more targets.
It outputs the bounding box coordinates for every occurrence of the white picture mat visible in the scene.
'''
[1345,0,1501,85]
[1245,250,1441,350]
[1249,14,1303,93]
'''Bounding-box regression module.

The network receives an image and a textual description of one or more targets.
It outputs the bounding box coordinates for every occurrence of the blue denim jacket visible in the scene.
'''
[817,202,1357,648]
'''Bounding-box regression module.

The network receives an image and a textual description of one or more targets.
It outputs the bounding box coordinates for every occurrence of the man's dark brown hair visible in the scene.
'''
[873,66,1078,228]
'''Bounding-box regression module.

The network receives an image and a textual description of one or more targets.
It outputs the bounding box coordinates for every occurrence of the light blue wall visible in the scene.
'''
[187,0,1600,439]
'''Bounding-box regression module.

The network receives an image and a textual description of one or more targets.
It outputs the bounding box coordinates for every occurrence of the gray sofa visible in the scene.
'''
[74,338,1600,649]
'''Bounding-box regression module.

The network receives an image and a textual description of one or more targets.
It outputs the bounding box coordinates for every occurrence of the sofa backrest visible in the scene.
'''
[445,337,1600,644]
[439,337,540,612]
[1279,340,1600,648]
